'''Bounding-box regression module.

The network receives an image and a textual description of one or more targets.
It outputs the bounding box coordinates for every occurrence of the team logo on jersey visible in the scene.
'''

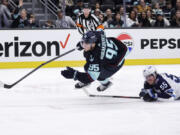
[117,33,134,53]
[89,55,94,62]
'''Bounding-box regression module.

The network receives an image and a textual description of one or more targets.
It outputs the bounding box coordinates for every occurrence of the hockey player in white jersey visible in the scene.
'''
[139,66,180,102]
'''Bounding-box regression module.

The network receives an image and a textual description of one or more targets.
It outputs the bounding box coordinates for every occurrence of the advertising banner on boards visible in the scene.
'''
[0,29,179,68]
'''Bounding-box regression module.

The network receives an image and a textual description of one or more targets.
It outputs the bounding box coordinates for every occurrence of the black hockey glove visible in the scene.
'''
[61,67,78,80]
[139,89,158,102]
[76,41,83,51]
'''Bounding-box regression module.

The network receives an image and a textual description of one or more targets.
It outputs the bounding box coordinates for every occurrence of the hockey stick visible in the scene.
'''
[83,88,140,99]
[1,48,76,89]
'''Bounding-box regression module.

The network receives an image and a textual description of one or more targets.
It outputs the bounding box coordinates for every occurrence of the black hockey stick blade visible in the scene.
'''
[2,48,76,89]
[4,84,12,89]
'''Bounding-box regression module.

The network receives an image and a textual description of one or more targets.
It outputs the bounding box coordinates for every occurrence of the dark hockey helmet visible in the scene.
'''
[82,31,97,44]
[83,3,91,9]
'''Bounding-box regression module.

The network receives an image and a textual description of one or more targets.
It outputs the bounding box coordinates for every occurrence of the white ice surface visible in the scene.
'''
[0,65,180,135]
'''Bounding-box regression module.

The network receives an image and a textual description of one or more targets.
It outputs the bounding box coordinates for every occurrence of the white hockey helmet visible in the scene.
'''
[143,66,157,78]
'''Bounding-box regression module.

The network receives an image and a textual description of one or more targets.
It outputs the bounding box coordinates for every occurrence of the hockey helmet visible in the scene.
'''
[82,31,97,44]
[83,3,91,9]
[143,66,157,78]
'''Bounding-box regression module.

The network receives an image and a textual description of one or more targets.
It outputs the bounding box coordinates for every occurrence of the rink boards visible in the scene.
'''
[0,29,180,68]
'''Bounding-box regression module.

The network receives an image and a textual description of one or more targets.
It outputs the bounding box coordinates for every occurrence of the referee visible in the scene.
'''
[76,3,104,35]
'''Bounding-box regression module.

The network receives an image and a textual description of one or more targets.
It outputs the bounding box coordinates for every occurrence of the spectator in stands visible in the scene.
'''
[132,6,139,14]
[55,9,76,28]
[59,0,74,7]
[126,10,139,27]
[98,13,108,28]
[125,0,133,12]
[152,3,162,14]
[132,0,139,6]
[151,0,166,8]
[154,11,170,27]
[73,0,83,17]
[147,10,155,26]
[0,0,11,28]
[92,2,102,16]
[171,0,180,20]
[2,0,14,12]
[138,11,151,27]
[103,8,114,27]
[171,10,180,27]
[95,2,100,9]
[59,0,74,16]
[104,8,113,23]
[137,0,151,13]
[163,2,172,15]
[28,14,39,28]
[11,0,29,28]
[42,20,55,29]
[119,6,128,22]
[1,0,12,11]
[94,8,102,17]
[109,12,124,28]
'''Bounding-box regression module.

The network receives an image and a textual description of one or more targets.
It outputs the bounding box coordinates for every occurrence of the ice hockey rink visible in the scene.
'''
[0,65,180,135]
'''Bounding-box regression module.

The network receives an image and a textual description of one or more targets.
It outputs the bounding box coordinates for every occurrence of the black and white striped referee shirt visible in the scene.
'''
[76,13,104,35]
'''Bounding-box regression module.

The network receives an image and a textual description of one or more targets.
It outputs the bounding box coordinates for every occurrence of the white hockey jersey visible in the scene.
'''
[160,73,180,99]
[144,73,180,100]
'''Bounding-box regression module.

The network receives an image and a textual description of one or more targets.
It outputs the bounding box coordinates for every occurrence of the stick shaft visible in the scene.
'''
[83,88,140,99]
[4,48,76,89]
[89,94,140,99]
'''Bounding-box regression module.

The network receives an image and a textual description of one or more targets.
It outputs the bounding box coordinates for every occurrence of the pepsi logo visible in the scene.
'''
[117,33,134,53]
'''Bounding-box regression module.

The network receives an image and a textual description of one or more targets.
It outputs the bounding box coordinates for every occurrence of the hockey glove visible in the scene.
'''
[76,41,83,51]
[61,67,78,80]
[139,89,158,102]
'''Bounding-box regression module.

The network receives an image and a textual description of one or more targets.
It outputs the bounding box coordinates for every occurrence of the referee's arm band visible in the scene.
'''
[97,24,104,30]
[76,23,84,28]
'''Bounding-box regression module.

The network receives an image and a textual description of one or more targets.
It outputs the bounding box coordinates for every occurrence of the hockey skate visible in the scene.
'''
[97,81,112,92]
[75,82,91,89]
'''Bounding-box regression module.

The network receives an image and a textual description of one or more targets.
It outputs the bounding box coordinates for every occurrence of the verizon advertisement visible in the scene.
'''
[0,30,82,62]
[0,29,180,62]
